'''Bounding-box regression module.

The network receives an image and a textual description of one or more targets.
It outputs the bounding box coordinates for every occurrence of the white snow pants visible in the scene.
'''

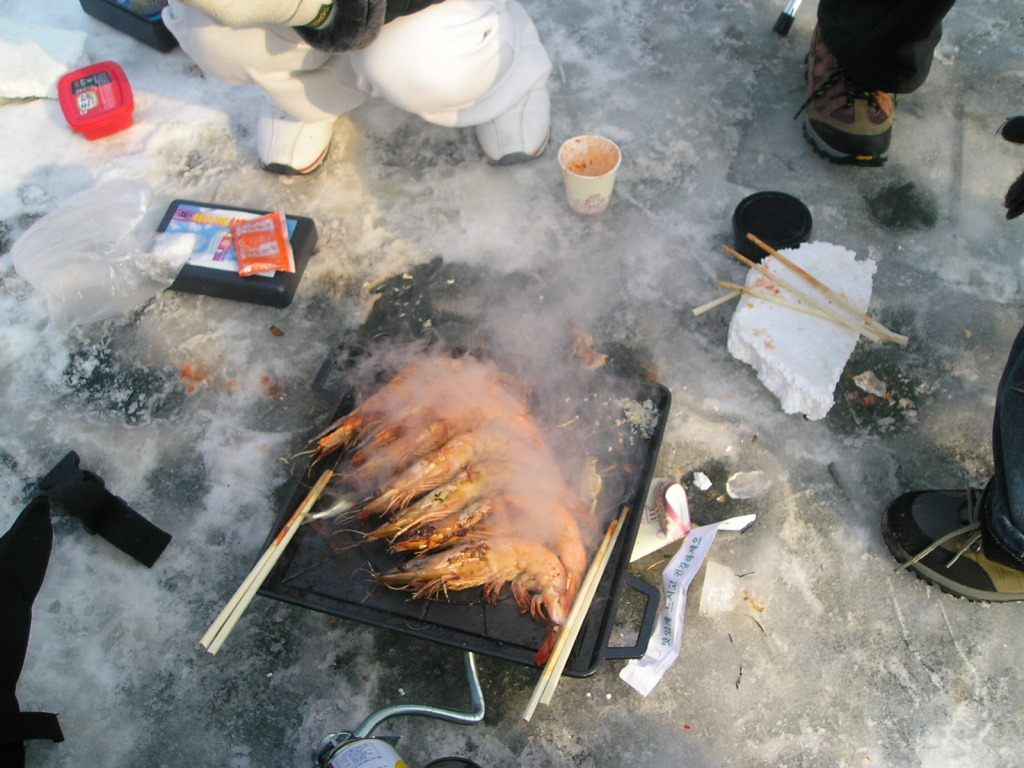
[162,0,551,128]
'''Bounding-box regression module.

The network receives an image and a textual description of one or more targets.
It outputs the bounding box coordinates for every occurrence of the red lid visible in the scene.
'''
[58,61,135,140]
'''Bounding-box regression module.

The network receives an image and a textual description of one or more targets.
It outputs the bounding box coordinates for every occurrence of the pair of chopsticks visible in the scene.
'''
[198,469,334,655]
[692,233,909,346]
[522,506,629,721]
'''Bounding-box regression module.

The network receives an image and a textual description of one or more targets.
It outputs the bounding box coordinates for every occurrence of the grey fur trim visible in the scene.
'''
[296,0,387,51]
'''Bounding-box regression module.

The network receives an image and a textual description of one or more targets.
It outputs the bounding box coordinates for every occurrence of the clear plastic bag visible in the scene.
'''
[11,179,195,332]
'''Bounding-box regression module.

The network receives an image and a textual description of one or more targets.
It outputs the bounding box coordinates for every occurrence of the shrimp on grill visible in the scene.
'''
[357,427,544,517]
[471,493,588,602]
[364,468,475,538]
[365,459,521,538]
[310,410,382,458]
[378,535,570,626]
[344,417,458,488]
[310,356,532,461]
[345,395,538,470]
[391,496,510,553]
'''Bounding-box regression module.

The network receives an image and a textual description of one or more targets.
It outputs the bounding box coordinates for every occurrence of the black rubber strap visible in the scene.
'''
[1,454,168,766]
[38,452,171,568]
[0,711,64,744]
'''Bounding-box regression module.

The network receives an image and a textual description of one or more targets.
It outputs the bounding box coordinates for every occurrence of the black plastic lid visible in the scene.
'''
[732,191,813,262]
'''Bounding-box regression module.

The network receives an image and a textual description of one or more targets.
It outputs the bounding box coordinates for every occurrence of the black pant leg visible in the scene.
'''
[817,0,957,93]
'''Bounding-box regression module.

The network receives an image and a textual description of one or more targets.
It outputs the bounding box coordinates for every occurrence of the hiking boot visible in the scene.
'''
[881,487,1024,602]
[257,101,335,176]
[797,26,894,167]
[475,84,550,165]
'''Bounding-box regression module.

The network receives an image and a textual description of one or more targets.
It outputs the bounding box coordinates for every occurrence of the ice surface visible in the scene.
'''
[0,18,87,99]
[725,470,770,500]
[697,560,740,617]
[2,0,1024,767]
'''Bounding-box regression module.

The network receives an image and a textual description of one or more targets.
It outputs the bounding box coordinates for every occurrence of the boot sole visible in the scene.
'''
[260,145,330,176]
[802,123,887,167]
[485,133,549,166]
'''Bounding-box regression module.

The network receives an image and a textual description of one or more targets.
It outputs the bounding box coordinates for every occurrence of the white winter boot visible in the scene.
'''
[257,101,336,175]
[475,84,550,165]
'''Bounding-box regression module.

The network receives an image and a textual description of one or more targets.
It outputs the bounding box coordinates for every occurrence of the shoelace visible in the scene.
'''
[896,489,985,572]
[794,68,883,120]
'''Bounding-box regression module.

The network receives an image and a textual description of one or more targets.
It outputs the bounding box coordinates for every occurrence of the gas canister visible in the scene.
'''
[316,736,408,768]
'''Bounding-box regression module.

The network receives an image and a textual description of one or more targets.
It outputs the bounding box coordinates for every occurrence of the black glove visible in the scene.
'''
[999,116,1024,220]
[39,452,171,568]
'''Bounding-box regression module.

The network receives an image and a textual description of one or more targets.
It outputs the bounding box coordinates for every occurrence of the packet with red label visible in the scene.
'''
[230,211,295,277]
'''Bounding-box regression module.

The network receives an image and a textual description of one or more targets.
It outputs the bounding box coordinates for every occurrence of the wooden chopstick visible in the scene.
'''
[692,290,741,316]
[523,506,628,720]
[717,280,885,342]
[199,469,334,655]
[745,234,909,345]
[538,511,625,705]
[721,245,865,333]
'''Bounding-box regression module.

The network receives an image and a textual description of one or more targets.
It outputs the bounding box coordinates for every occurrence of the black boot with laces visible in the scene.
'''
[882,484,1024,602]
[798,26,894,166]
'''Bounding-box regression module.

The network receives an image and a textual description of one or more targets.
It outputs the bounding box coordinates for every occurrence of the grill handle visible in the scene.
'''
[311,348,351,408]
[600,574,659,660]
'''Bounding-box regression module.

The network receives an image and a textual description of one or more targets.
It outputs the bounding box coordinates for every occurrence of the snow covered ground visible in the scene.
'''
[2,0,1024,766]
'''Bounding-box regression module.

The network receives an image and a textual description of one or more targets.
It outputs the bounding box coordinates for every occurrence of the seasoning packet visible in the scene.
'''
[230,211,295,277]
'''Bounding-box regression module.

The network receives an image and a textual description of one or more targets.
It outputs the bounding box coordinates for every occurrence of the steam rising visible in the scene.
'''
[313,349,590,589]
[320,329,658,548]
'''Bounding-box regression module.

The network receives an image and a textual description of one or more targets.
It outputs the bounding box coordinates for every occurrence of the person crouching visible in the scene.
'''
[163,0,552,174]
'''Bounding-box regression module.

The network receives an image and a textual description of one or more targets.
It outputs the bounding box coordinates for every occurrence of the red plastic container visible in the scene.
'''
[58,61,135,140]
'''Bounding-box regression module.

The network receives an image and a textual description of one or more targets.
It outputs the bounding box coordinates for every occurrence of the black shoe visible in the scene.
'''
[882,488,1024,602]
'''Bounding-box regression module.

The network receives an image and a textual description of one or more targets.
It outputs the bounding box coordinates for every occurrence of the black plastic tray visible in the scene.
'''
[260,349,668,676]
[159,199,318,308]
[80,0,178,52]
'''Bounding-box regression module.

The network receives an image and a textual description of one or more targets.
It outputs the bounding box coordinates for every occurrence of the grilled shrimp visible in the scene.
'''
[308,353,599,662]
[378,535,570,626]
[364,459,512,538]
[311,356,531,460]
[474,494,588,602]
[364,444,546,522]
[345,417,457,486]
[311,411,381,457]
[358,427,545,515]
[365,468,477,536]
[347,396,537,465]
[371,458,589,596]
[391,496,509,553]
[311,360,446,455]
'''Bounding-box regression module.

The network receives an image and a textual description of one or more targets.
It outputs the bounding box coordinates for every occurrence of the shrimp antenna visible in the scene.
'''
[305,493,367,522]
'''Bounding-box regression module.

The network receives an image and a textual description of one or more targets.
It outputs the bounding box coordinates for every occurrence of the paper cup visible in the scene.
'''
[558,135,622,215]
